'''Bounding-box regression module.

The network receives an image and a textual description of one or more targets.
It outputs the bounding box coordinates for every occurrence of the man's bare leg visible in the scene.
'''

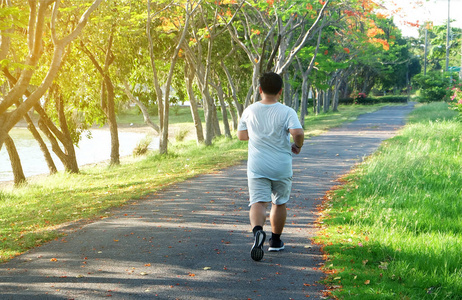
[268,203,286,251]
[249,202,268,228]
[270,203,287,234]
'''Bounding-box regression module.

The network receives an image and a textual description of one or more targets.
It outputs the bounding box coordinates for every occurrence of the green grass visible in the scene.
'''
[316,102,462,299]
[0,103,392,263]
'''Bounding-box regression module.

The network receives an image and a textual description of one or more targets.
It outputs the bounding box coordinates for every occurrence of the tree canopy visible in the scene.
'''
[2,0,458,184]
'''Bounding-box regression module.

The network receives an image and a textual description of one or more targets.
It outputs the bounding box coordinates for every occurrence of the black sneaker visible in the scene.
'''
[268,238,285,252]
[251,230,266,261]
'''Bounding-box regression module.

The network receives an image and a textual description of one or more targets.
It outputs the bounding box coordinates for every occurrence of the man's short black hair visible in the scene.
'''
[259,72,283,95]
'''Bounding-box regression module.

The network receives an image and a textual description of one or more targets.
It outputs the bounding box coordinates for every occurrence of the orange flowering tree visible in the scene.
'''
[321,0,415,99]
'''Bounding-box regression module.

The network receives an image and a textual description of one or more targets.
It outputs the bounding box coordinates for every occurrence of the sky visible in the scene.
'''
[379,0,462,38]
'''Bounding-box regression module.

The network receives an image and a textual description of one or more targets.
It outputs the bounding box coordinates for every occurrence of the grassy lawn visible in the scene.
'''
[316,102,462,299]
[0,103,394,263]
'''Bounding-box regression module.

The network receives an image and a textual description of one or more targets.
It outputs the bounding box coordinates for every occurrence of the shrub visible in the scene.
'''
[175,128,189,142]
[412,71,454,102]
[133,136,153,156]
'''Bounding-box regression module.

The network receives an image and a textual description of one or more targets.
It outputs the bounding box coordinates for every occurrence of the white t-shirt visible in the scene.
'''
[238,102,303,180]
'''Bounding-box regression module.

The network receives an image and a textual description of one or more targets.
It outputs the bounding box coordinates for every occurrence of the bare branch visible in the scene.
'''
[50,0,59,44]
[275,0,330,73]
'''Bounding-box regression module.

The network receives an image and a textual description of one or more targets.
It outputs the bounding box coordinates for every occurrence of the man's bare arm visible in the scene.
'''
[237,129,249,141]
[289,128,304,154]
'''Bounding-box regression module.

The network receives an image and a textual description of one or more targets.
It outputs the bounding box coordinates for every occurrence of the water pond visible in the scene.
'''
[0,128,157,182]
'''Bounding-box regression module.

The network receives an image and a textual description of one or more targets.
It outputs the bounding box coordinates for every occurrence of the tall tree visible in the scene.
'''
[80,32,120,165]
[147,0,198,153]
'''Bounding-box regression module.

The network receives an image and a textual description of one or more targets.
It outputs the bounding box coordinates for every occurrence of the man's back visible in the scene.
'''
[239,102,301,180]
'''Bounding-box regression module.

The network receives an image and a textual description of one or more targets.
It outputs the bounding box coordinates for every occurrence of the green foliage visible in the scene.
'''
[317,102,462,299]
[427,24,461,71]
[412,71,455,102]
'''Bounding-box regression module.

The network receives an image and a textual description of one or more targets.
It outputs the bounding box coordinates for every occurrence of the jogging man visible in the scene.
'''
[237,72,304,261]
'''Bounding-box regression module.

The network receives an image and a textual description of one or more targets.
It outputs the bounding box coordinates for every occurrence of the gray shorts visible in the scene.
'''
[248,177,292,206]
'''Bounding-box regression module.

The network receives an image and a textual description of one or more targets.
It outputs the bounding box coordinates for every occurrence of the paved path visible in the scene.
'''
[1,103,415,300]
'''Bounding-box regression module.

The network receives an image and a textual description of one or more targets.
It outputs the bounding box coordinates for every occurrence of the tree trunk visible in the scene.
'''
[54,88,79,172]
[342,80,350,98]
[31,84,79,174]
[203,94,214,145]
[35,102,79,174]
[315,89,322,115]
[102,33,119,165]
[184,48,216,145]
[361,73,369,94]
[5,135,26,186]
[227,101,238,130]
[104,77,120,165]
[146,2,164,135]
[25,113,57,175]
[332,78,341,112]
[184,63,204,144]
[300,80,308,129]
[212,102,221,138]
[211,78,231,138]
[2,68,58,175]
[323,89,331,113]
[81,34,120,164]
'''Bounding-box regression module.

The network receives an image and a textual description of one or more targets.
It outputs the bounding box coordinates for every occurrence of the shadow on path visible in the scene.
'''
[0,103,415,300]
